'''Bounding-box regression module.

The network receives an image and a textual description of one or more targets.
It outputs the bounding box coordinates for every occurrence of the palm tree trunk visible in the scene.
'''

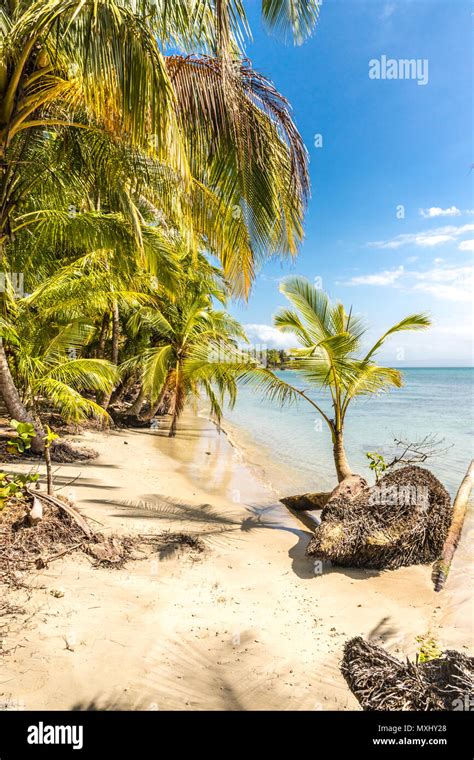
[169,410,178,437]
[168,364,183,438]
[110,301,120,365]
[0,338,45,453]
[142,385,170,421]
[110,374,134,407]
[127,385,146,417]
[96,312,109,359]
[101,302,120,414]
[433,460,474,592]
[333,430,353,483]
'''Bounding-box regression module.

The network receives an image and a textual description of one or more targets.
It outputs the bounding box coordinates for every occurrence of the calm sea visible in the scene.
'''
[222,368,473,499]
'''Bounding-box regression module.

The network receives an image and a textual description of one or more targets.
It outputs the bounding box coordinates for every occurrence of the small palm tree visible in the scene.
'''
[274,277,431,482]
[125,273,246,436]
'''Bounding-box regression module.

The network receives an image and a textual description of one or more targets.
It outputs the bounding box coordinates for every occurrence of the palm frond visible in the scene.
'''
[261,0,321,45]
[364,313,431,362]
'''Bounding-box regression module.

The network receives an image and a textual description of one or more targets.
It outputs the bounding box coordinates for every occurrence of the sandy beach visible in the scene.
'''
[1,412,472,711]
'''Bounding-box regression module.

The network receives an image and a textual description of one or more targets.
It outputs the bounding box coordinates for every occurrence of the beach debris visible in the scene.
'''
[432,459,474,592]
[0,436,97,464]
[139,531,206,560]
[86,537,133,566]
[28,496,43,525]
[341,636,474,711]
[280,492,331,511]
[306,466,452,570]
[50,440,98,463]
[26,486,96,540]
[384,434,453,471]
[0,601,25,656]
[0,497,88,583]
[35,541,85,569]
[0,486,209,583]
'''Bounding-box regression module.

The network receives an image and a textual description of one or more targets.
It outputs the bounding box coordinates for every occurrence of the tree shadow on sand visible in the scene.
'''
[79,494,285,552]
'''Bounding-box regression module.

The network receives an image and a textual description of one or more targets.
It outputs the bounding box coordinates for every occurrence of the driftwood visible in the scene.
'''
[341,636,474,711]
[26,486,96,540]
[432,459,474,592]
[306,466,452,570]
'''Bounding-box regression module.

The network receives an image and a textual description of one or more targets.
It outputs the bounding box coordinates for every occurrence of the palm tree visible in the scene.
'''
[124,269,246,436]
[0,0,316,445]
[273,277,431,482]
[0,294,118,428]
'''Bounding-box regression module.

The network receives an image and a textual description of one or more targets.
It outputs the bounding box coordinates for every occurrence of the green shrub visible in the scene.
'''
[7,419,36,454]
[0,471,39,510]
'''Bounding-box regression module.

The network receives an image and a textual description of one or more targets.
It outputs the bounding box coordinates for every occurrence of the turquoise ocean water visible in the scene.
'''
[222,368,473,499]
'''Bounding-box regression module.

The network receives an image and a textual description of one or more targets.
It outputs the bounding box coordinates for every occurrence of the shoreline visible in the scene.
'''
[1,412,472,710]
[195,409,285,502]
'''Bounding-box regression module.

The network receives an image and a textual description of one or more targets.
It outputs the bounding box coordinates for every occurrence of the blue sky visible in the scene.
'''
[229,0,473,366]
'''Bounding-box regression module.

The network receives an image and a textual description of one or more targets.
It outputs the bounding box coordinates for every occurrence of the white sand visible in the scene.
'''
[1,413,472,710]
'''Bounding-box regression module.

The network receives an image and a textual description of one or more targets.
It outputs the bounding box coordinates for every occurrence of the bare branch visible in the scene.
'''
[386,435,453,470]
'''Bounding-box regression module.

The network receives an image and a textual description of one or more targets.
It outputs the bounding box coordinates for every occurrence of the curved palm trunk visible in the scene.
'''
[433,460,474,592]
[168,364,184,438]
[0,339,44,453]
[333,430,353,483]
[169,410,178,437]
[142,384,171,421]
[127,385,146,417]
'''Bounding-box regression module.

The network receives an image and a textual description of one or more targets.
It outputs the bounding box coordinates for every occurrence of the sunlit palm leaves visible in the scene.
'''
[1,301,118,422]
[0,0,318,433]
[123,276,248,433]
[261,0,321,45]
[271,276,431,480]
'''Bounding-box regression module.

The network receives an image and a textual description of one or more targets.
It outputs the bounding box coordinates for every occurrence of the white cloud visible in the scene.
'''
[343,266,404,286]
[368,223,474,250]
[341,263,473,302]
[410,265,473,301]
[380,2,396,20]
[417,234,453,247]
[419,206,461,218]
[433,324,473,338]
[243,324,298,350]
[412,283,471,301]
[459,239,474,252]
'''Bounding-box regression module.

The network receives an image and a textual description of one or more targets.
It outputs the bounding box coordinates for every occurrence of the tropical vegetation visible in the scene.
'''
[0,1,321,450]
[272,277,431,481]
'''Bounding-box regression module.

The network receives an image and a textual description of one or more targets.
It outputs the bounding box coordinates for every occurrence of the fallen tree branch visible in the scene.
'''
[35,541,85,568]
